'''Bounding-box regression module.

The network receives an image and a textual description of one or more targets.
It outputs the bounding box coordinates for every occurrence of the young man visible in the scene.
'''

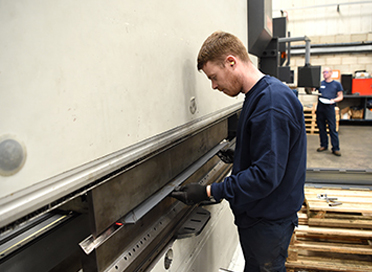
[315,67,343,156]
[171,31,307,272]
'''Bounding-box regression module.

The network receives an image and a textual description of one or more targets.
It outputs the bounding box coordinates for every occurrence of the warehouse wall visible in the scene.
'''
[272,1,372,104]
[272,1,372,37]
[291,33,372,75]
[290,32,372,84]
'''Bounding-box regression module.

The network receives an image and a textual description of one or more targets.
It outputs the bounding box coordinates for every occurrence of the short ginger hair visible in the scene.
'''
[197,31,250,71]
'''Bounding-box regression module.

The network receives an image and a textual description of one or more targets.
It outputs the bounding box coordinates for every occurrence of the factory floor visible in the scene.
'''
[226,125,372,272]
[307,125,372,170]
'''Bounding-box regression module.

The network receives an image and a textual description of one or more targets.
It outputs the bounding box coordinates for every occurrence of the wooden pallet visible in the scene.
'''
[304,104,318,135]
[305,187,372,229]
[286,187,372,272]
[304,103,339,135]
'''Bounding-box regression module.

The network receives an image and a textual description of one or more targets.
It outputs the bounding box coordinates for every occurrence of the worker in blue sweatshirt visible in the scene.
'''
[171,31,307,272]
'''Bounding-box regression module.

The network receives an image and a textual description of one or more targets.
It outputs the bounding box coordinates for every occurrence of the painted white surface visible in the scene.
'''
[227,245,245,272]
[0,1,247,198]
[149,200,239,272]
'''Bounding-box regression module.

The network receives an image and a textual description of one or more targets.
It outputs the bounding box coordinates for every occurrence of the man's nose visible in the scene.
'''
[212,81,218,90]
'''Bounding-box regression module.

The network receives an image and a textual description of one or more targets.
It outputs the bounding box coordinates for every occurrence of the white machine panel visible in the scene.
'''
[0,1,247,198]
[149,201,239,272]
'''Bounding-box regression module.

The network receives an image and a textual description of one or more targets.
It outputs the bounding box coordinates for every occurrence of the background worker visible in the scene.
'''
[171,31,307,272]
[315,67,343,156]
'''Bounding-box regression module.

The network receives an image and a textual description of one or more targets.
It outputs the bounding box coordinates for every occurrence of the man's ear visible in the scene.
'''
[226,55,237,67]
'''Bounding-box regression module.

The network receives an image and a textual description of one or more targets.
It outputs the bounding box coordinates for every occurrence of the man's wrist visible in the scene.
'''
[206,185,212,198]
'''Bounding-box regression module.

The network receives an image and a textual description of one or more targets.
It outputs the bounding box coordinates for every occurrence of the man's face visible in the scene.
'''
[323,68,332,80]
[202,60,242,97]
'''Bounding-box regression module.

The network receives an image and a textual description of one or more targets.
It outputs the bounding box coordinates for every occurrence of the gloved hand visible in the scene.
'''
[170,183,209,205]
[217,149,234,164]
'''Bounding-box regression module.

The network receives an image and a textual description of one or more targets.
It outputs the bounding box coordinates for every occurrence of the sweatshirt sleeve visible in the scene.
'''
[211,108,295,206]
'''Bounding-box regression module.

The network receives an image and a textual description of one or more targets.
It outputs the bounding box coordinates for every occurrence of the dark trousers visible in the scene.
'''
[238,216,296,272]
[316,105,340,151]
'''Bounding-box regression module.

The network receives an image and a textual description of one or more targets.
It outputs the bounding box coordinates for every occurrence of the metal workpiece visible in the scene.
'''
[316,193,343,206]
[120,142,229,225]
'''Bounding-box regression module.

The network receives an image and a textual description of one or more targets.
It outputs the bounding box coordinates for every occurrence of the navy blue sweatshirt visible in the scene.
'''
[211,75,307,227]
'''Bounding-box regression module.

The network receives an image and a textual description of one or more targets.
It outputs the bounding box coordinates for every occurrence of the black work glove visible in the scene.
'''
[217,149,234,164]
[170,183,209,205]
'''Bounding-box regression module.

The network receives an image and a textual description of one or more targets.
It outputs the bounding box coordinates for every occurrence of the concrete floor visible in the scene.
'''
[307,125,372,170]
